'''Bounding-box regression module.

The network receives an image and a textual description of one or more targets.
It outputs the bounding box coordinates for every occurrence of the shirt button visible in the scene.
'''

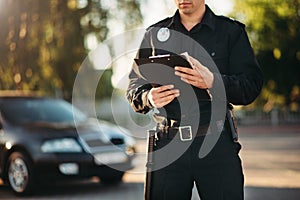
[211,52,216,57]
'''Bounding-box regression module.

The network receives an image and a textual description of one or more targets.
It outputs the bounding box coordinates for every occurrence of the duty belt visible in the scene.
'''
[156,124,211,142]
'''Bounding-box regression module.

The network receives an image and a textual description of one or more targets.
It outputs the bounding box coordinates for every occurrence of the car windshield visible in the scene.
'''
[0,98,87,125]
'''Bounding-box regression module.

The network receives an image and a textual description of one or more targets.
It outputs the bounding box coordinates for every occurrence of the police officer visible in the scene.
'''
[126,0,263,199]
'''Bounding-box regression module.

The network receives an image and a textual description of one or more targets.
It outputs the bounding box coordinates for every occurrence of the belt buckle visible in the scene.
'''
[179,126,192,141]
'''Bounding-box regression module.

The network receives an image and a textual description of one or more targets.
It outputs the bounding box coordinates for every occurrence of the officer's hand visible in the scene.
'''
[148,85,180,108]
[174,56,214,89]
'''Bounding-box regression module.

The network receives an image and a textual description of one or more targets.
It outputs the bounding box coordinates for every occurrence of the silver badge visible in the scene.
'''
[157,27,170,42]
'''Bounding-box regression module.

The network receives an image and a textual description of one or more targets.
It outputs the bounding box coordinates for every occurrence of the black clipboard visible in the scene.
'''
[134,54,211,100]
[134,54,192,69]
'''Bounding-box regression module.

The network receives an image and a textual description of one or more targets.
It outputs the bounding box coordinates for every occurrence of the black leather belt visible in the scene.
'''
[157,125,210,141]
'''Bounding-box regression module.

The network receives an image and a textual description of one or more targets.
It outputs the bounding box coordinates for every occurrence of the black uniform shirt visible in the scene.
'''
[126,5,263,126]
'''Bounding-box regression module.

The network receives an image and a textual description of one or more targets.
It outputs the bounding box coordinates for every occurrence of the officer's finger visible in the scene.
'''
[150,86,179,98]
[154,89,180,99]
[150,90,180,108]
[149,86,169,99]
[187,56,201,66]
[151,86,177,97]
[187,56,207,71]
[154,84,175,93]
[181,77,208,89]
[154,93,180,108]
[175,72,206,88]
[175,68,203,81]
[174,66,194,75]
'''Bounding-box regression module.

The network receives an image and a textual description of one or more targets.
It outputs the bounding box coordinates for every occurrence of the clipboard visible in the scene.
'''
[133,54,211,100]
[134,54,192,69]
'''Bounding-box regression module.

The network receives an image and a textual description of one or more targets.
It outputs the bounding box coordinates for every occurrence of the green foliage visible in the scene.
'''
[230,0,300,111]
[0,0,142,100]
[0,0,83,97]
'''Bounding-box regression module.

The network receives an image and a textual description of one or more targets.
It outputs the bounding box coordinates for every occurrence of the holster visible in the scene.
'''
[226,104,238,142]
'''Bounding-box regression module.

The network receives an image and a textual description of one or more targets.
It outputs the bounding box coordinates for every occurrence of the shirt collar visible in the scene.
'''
[168,5,216,31]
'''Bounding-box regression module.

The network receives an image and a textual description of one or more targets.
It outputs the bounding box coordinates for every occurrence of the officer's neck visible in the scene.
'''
[179,6,206,31]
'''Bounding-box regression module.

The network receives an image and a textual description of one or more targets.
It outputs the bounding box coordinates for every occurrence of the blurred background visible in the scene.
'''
[0,0,300,199]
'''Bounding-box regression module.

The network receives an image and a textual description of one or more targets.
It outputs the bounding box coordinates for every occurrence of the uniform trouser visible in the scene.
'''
[150,128,244,200]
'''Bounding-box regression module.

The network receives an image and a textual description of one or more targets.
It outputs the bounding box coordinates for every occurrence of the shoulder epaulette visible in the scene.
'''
[219,15,245,28]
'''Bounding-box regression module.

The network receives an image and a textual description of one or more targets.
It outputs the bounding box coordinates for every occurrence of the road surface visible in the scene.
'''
[0,125,299,199]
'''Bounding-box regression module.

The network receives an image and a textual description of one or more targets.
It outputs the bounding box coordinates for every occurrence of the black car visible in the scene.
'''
[0,91,136,195]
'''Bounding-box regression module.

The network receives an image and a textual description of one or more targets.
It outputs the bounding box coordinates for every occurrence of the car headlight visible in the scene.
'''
[41,138,82,153]
[125,146,136,156]
[124,136,136,156]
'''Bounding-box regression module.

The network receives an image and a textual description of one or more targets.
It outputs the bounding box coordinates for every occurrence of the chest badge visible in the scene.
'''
[157,28,170,42]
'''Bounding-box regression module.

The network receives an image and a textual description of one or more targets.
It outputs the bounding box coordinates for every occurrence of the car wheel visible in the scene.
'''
[7,152,35,196]
[100,170,124,184]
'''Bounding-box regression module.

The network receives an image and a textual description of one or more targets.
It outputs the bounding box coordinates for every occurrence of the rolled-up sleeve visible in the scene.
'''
[126,32,154,114]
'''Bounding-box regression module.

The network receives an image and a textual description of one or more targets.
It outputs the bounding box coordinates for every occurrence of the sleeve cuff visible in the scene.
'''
[208,73,227,101]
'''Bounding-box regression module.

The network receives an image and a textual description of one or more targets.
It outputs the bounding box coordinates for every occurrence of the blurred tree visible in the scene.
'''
[0,0,142,99]
[230,0,300,111]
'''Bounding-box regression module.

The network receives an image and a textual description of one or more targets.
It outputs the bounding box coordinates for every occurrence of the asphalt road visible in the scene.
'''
[0,124,299,200]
